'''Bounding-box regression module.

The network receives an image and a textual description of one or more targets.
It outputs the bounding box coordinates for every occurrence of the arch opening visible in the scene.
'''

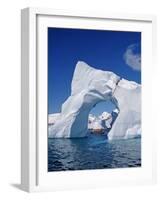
[88,98,119,136]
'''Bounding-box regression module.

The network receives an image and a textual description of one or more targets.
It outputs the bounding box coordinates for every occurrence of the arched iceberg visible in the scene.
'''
[48,61,141,140]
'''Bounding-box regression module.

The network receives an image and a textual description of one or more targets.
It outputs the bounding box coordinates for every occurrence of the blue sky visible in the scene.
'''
[48,28,141,115]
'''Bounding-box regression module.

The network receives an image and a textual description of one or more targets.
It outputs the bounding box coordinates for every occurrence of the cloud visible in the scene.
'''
[123,44,141,71]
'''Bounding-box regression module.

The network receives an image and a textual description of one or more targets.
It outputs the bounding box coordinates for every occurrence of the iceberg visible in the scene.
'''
[99,112,113,129]
[88,112,113,130]
[48,61,141,139]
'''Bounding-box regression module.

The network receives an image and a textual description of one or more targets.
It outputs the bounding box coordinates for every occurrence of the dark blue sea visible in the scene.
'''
[48,133,141,172]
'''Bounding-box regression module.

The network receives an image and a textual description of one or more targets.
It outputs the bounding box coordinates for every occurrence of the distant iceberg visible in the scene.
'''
[48,61,141,140]
[99,112,113,129]
[88,112,112,132]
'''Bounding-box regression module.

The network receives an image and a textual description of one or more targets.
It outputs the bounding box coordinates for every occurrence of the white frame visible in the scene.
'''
[21,7,157,192]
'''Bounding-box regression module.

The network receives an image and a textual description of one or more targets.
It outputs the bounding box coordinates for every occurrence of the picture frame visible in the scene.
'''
[21,7,157,192]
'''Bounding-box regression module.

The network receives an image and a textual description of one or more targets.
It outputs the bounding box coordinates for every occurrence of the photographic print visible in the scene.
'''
[48,27,141,172]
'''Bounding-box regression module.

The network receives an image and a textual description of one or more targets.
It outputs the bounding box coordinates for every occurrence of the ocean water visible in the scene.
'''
[48,133,141,172]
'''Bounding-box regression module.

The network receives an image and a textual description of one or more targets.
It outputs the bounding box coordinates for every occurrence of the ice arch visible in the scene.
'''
[48,61,141,139]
